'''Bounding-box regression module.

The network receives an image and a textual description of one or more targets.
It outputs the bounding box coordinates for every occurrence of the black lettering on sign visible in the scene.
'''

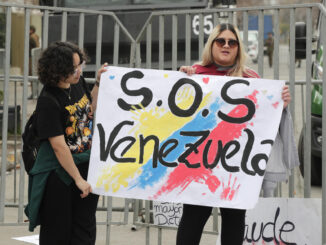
[97,121,135,162]
[117,70,153,111]
[244,207,297,245]
[178,130,210,168]
[153,202,183,227]
[218,79,256,124]
[168,78,203,117]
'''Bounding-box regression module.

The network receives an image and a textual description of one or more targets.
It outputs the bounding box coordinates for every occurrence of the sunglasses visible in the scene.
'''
[214,38,239,48]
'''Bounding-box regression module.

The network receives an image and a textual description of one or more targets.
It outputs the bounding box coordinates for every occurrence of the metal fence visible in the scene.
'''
[0,2,326,244]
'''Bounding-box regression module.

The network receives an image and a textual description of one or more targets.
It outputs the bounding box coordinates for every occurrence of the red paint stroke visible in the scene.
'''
[272,102,279,109]
[206,175,221,193]
[220,173,240,200]
[276,239,287,245]
[203,77,210,84]
[153,90,259,199]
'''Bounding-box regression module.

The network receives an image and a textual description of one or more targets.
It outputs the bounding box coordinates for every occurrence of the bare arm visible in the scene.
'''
[49,135,91,198]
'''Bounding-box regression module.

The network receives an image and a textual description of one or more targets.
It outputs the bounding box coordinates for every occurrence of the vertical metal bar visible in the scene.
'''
[42,10,49,49]
[304,8,312,197]
[159,15,164,70]
[158,227,162,245]
[18,8,32,222]
[301,84,305,124]
[289,8,296,121]
[61,11,67,41]
[78,13,85,79]
[96,14,103,72]
[243,11,248,52]
[145,201,150,245]
[213,12,219,27]
[133,199,140,227]
[228,11,234,24]
[212,208,218,232]
[136,43,141,68]
[113,23,120,66]
[123,199,130,225]
[304,8,313,198]
[322,13,326,245]
[146,23,152,69]
[172,14,178,71]
[0,6,12,222]
[289,8,296,198]
[13,81,17,203]
[78,13,85,48]
[273,9,280,80]
[198,14,204,60]
[185,14,191,66]
[130,42,136,68]
[105,196,112,245]
[258,11,264,77]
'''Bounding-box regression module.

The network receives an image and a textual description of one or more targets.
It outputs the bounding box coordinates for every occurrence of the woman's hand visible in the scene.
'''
[282,85,291,108]
[75,176,92,198]
[179,66,196,75]
[96,62,108,86]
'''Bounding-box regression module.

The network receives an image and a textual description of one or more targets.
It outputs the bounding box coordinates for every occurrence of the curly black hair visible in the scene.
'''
[37,41,87,86]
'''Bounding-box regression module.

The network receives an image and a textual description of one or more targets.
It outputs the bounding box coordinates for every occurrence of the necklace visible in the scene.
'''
[61,86,71,100]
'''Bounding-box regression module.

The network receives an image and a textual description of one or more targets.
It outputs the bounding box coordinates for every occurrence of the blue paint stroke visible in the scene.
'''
[129,98,223,189]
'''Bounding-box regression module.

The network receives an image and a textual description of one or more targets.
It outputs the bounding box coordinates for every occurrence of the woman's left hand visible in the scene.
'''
[282,85,291,108]
[96,62,108,86]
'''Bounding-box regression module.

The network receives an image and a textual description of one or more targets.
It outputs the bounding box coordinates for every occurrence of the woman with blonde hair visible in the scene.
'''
[177,23,292,245]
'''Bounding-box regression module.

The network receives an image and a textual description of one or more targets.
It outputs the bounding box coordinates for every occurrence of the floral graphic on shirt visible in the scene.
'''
[64,94,92,153]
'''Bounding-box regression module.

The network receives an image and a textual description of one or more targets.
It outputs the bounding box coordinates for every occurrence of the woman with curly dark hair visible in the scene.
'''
[29,41,107,245]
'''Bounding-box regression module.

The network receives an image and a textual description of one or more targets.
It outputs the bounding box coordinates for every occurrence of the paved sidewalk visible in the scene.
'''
[0,170,219,245]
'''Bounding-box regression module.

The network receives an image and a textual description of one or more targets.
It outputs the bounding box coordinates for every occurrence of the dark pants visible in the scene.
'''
[39,163,99,245]
[176,204,246,245]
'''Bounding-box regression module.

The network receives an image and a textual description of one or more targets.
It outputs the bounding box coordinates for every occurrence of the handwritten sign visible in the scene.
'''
[88,66,284,209]
[153,201,183,227]
[243,198,321,245]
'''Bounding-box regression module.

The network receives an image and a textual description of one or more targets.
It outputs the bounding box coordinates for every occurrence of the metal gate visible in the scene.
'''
[0,2,326,244]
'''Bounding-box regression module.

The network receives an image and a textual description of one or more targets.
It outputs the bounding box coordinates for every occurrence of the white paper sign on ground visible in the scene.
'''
[12,235,39,244]
[88,66,284,209]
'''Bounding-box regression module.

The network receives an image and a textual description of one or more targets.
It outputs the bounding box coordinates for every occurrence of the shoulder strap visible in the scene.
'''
[41,89,60,109]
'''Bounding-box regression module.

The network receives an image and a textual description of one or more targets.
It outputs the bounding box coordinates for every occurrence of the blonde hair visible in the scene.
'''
[200,23,247,77]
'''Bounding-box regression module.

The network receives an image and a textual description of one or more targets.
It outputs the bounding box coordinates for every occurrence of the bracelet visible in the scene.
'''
[95,81,100,87]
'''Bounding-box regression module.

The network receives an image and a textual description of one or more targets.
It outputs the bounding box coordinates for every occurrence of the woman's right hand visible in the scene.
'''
[179,66,196,75]
[75,176,92,198]
[96,62,108,86]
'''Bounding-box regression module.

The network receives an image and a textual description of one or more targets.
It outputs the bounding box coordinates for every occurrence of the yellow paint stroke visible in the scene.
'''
[96,87,213,192]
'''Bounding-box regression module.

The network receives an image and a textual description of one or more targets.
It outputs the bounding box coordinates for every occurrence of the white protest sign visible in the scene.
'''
[243,198,321,245]
[88,66,284,209]
[153,201,183,227]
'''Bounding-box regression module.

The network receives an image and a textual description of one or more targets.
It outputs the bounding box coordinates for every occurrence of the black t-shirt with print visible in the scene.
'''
[36,77,93,154]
